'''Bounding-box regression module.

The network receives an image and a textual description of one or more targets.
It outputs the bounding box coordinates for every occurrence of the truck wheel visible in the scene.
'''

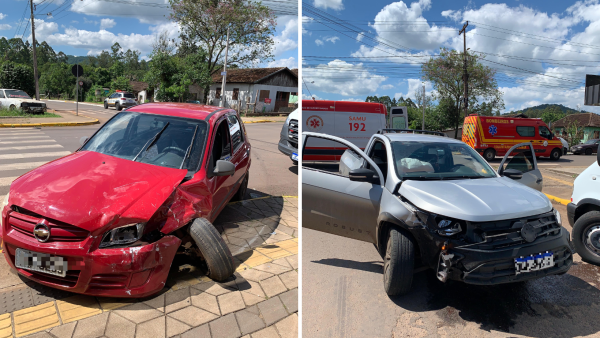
[586,148,593,155]
[104,101,108,109]
[483,148,495,161]
[189,218,235,282]
[573,211,600,265]
[231,173,248,201]
[383,227,414,296]
[550,148,561,160]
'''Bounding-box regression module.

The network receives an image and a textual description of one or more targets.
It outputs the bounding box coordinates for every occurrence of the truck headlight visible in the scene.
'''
[0,192,9,228]
[553,209,562,227]
[99,223,145,248]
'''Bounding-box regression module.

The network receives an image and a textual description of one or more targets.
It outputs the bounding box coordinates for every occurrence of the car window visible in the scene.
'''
[0,90,4,98]
[368,140,388,182]
[123,93,135,98]
[391,141,496,180]
[516,126,535,137]
[504,147,534,173]
[4,90,31,99]
[302,136,365,177]
[81,112,208,170]
[539,126,552,139]
[227,115,243,152]
[211,119,232,169]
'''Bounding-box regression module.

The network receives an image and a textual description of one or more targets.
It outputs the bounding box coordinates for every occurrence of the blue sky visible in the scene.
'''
[0,0,298,69]
[302,0,600,114]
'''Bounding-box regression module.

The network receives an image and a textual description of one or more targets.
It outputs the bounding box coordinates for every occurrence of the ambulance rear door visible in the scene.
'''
[389,106,408,129]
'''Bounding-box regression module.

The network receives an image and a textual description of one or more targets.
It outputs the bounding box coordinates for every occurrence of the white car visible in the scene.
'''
[104,92,137,111]
[0,89,47,113]
[558,137,569,155]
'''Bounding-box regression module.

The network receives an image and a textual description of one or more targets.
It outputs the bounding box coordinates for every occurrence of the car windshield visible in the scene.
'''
[5,90,31,99]
[391,141,497,180]
[81,112,208,170]
[585,139,598,144]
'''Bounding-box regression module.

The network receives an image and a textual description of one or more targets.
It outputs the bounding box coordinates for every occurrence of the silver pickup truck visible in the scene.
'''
[302,129,573,296]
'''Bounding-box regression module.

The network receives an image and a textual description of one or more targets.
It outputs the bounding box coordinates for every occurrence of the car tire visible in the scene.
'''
[116,102,122,111]
[9,105,16,111]
[231,173,249,201]
[104,101,108,109]
[483,148,495,162]
[189,218,235,282]
[572,211,600,265]
[586,148,593,155]
[292,160,298,165]
[563,147,568,155]
[383,227,415,296]
[550,148,561,160]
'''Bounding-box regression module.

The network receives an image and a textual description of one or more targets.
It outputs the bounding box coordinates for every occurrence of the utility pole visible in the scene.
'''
[29,0,40,100]
[219,27,230,108]
[459,21,469,116]
[422,83,425,130]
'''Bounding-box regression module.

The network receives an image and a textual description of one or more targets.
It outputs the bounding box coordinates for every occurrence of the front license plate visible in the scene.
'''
[515,251,554,275]
[15,248,67,277]
[291,152,298,161]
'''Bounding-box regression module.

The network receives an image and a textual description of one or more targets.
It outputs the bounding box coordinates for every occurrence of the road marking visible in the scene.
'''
[0,135,50,140]
[0,144,63,151]
[544,175,574,186]
[0,176,18,187]
[0,151,70,160]
[0,132,43,137]
[0,161,50,171]
[0,139,55,145]
[545,193,570,206]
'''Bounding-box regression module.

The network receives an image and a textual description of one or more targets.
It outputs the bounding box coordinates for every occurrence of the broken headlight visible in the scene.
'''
[437,219,463,236]
[99,223,145,248]
[553,208,562,227]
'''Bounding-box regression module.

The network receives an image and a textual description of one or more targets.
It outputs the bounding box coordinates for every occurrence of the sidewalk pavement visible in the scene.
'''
[0,111,98,128]
[547,167,588,177]
[0,196,298,338]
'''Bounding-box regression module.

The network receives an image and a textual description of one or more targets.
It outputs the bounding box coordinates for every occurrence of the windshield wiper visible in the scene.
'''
[179,125,199,170]
[403,176,444,181]
[444,175,487,180]
[133,122,170,162]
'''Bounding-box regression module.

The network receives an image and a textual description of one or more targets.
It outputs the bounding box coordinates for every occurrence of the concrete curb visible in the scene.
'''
[243,119,283,124]
[0,110,99,128]
[545,193,570,206]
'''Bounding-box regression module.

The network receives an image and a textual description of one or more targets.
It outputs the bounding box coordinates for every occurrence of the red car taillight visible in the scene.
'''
[121,98,126,100]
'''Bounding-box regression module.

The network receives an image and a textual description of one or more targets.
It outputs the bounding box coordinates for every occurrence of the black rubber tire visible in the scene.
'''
[116,102,122,111]
[550,148,561,161]
[292,160,298,166]
[586,148,593,155]
[189,218,235,282]
[104,101,108,109]
[572,211,600,265]
[383,227,415,296]
[563,147,568,155]
[9,105,15,111]
[231,173,248,201]
[483,148,495,161]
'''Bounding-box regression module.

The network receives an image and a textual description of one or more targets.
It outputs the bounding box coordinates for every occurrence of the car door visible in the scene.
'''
[226,114,249,192]
[302,132,384,243]
[207,117,234,219]
[498,142,543,191]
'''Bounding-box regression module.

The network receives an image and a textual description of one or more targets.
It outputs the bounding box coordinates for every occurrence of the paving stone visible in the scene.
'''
[235,306,265,335]
[0,285,34,315]
[143,293,166,312]
[193,282,236,296]
[269,258,291,269]
[257,297,288,326]
[104,313,136,338]
[0,313,11,338]
[98,297,137,311]
[180,324,211,338]
[209,313,241,338]
[278,289,298,314]
[236,280,266,299]
[13,301,60,337]
[169,306,217,327]
[237,270,273,283]
[275,314,297,338]
[249,326,279,338]
[166,317,191,337]
[190,291,220,316]
[135,316,165,338]
[56,295,103,324]
[278,271,297,290]
[22,332,53,338]
[284,256,298,270]
[72,312,109,338]
[165,288,191,313]
[28,283,73,306]
[252,263,291,275]
[217,292,245,315]
[49,321,77,338]
[114,303,163,324]
[260,276,287,298]
[240,292,266,307]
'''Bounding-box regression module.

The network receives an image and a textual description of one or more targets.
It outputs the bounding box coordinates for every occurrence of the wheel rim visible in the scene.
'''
[584,225,600,257]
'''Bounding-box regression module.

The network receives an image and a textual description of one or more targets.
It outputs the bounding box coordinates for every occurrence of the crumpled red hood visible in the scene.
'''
[9,151,187,232]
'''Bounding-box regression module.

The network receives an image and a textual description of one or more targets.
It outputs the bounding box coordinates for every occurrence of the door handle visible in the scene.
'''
[536,178,543,184]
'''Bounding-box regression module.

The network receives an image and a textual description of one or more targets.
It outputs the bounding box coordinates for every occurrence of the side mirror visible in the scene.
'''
[349,168,377,183]
[79,136,88,146]
[213,160,235,176]
[502,168,523,180]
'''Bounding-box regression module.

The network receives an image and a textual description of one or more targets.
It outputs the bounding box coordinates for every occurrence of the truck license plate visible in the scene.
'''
[15,248,67,277]
[515,251,554,275]
[291,152,298,161]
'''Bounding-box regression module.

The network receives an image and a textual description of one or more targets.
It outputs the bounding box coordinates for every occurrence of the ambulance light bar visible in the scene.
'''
[378,129,446,137]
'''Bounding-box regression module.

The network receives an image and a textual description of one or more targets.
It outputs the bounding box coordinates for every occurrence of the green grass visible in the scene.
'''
[0,107,61,118]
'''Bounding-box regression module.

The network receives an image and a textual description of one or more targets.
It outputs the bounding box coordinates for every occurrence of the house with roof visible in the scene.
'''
[552,113,600,142]
[208,67,298,113]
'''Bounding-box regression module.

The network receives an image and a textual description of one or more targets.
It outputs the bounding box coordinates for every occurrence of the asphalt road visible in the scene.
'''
[0,121,297,199]
[43,99,118,124]
[489,152,597,168]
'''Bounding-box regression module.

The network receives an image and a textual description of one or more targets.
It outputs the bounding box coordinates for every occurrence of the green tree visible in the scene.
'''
[39,63,73,98]
[110,76,133,92]
[422,48,504,138]
[0,61,35,96]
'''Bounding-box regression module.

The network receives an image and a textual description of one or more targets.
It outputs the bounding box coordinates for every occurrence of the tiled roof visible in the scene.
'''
[129,81,149,92]
[211,67,296,83]
[552,113,600,128]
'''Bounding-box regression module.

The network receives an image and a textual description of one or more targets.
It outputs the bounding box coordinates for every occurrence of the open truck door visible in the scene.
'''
[498,142,543,191]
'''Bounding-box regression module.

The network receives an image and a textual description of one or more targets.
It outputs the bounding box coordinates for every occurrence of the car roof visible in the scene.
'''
[382,133,465,144]
[125,102,231,121]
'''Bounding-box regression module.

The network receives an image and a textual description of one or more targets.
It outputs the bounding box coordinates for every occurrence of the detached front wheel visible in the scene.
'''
[383,227,415,296]
[573,211,600,265]
[189,218,235,282]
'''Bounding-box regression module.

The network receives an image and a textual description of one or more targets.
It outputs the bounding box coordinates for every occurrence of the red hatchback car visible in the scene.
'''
[0,103,251,297]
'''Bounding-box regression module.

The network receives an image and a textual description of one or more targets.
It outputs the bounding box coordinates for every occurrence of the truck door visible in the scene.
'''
[389,106,408,129]
[498,142,543,191]
[302,132,384,243]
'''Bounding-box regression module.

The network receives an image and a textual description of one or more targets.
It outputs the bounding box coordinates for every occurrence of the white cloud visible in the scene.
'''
[315,39,324,46]
[100,18,116,30]
[313,0,343,11]
[302,16,313,35]
[0,24,11,31]
[394,79,433,101]
[324,36,339,43]
[29,19,59,42]
[356,32,364,42]
[0,13,6,20]
[268,57,298,69]
[381,84,394,90]
[70,0,171,24]
[441,9,461,21]
[304,59,387,96]
[272,15,297,57]
[84,18,98,25]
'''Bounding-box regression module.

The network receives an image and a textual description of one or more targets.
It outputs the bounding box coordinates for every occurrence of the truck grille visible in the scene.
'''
[9,207,89,242]
[288,119,298,148]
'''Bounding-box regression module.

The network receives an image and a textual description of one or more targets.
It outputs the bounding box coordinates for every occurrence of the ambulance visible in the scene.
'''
[462,114,564,161]
[302,100,408,161]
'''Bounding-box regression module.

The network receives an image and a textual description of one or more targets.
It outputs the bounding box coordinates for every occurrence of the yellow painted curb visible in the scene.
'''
[545,193,570,206]
[56,295,102,323]
[243,120,282,124]
[282,196,298,198]
[13,302,60,337]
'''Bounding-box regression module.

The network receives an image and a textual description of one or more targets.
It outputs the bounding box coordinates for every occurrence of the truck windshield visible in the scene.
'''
[391,141,497,180]
[81,112,208,170]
